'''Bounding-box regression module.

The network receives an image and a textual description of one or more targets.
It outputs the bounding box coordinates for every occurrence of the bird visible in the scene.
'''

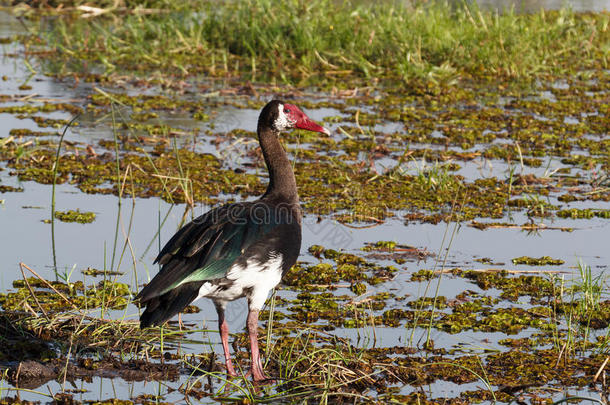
[136,100,330,382]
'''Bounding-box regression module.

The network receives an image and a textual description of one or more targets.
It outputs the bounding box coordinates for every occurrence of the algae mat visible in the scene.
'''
[0,3,609,404]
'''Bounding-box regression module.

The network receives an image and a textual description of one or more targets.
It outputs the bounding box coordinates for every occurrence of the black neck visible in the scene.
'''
[257,125,299,204]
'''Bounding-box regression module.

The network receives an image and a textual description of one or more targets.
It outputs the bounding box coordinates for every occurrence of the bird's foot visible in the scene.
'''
[247,367,275,384]
[225,361,238,378]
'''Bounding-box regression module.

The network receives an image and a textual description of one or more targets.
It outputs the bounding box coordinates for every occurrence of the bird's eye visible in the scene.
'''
[285,108,291,113]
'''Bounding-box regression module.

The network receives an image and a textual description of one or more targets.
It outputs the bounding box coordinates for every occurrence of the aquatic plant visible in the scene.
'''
[15,0,610,87]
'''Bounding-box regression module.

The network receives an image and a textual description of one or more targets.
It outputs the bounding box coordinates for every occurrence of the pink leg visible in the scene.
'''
[247,309,271,382]
[215,304,237,377]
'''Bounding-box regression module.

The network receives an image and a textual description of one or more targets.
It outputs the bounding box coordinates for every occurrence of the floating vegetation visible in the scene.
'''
[0,103,83,116]
[0,250,608,403]
[0,277,130,312]
[0,185,23,193]
[9,128,59,137]
[81,267,124,277]
[361,240,397,251]
[0,0,609,402]
[53,209,96,223]
[0,41,607,225]
[511,256,565,266]
[557,208,610,219]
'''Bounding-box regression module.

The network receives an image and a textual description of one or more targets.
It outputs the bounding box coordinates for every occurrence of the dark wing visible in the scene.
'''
[136,202,279,303]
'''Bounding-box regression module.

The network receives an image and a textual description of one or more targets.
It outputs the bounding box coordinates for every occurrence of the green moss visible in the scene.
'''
[408,296,447,310]
[558,194,577,203]
[81,267,123,277]
[511,256,564,266]
[461,270,555,302]
[411,269,435,281]
[131,111,159,121]
[54,209,96,223]
[1,72,606,226]
[307,245,326,258]
[0,185,24,193]
[193,111,209,121]
[557,208,610,219]
[9,128,58,137]
[0,278,131,312]
[361,241,397,252]
[350,282,367,295]
[437,306,552,334]
[0,7,608,399]
[1,140,263,205]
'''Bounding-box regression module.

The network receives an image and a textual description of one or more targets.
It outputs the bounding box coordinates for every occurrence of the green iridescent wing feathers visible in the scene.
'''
[135,202,278,303]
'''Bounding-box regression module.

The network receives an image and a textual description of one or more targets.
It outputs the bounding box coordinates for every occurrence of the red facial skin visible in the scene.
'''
[283,103,331,135]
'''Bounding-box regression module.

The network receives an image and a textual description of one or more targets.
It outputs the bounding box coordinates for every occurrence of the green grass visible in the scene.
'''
[409,156,461,192]
[550,260,607,358]
[19,0,610,86]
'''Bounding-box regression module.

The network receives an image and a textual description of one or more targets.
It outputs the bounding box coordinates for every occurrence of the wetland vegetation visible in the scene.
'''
[0,0,609,403]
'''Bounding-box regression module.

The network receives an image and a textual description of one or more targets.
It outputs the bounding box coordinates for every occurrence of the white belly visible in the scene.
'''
[196,254,283,310]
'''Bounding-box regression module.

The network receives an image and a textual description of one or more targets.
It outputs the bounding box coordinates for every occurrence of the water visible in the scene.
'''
[1,6,609,404]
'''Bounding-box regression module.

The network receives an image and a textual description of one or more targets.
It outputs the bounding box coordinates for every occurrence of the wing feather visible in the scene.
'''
[136,201,283,303]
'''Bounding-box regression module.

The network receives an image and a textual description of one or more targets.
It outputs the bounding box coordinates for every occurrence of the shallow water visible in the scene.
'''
[1,7,610,404]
